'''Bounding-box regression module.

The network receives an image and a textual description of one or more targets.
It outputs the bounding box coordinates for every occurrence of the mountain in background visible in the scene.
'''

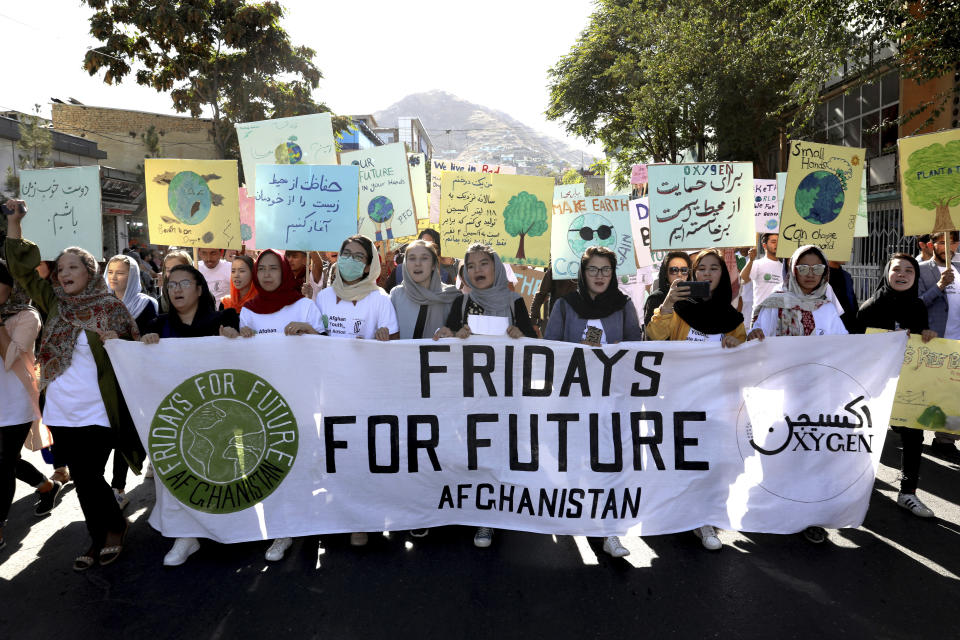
[373,90,595,175]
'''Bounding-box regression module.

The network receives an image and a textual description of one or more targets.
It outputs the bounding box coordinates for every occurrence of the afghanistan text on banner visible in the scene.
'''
[235,113,337,189]
[628,197,653,269]
[439,171,553,266]
[897,127,960,235]
[647,162,755,250]
[19,166,103,260]
[342,143,418,242]
[776,141,865,261]
[551,196,637,279]
[104,332,904,543]
[144,159,241,249]
[429,159,516,223]
[253,164,359,251]
[889,333,960,433]
[754,179,779,233]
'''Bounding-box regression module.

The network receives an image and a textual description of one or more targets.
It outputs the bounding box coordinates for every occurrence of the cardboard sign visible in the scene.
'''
[19,166,103,260]
[898,128,960,235]
[341,143,418,242]
[551,196,637,280]
[754,179,779,233]
[236,113,337,188]
[630,164,648,185]
[429,159,516,223]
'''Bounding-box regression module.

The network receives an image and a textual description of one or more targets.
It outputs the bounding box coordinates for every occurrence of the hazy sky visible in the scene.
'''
[2,0,601,154]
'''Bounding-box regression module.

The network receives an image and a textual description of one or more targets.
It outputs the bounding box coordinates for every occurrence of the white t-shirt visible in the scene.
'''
[198,260,232,304]
[1,358,35,427]
[753,304,848,338]
[314,287,399,339]
[739,280,754,330]
[239,298,324,335]
[43,332,110,428]
[938,265,960,339]
[686,328,722,342]
[750,257,783,306]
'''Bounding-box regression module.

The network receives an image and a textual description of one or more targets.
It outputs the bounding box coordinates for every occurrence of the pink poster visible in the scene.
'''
[238,186,257,250]
[630,164,648,185]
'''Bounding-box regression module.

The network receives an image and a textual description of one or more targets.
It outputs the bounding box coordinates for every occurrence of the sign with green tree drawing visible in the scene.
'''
[899,128,960,235]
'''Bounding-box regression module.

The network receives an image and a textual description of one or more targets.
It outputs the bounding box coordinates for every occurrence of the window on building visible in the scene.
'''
[811,71,899,160]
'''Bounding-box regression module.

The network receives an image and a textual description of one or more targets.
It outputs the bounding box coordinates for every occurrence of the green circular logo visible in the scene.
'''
[149,370,298,514]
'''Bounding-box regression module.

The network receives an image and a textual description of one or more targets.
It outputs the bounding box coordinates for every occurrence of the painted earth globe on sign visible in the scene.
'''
[181,399,267,484]
[368,195,394,223]
[568,213,617,256]
[241,223,253,242]
[274,136,303,164]
[167,171,212,225]
[794,170,844,225]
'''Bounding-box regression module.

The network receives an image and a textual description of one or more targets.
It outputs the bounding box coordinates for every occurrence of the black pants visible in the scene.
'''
[892,426,923,494]
[111,450,128,492]
[47,425,126,547]
[1,422,48,523]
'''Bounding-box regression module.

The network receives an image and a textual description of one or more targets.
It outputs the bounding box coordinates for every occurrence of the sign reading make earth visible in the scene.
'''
[149,369,298,514]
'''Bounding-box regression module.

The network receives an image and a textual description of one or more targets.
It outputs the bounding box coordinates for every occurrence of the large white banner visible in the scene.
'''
[105,333,905,543]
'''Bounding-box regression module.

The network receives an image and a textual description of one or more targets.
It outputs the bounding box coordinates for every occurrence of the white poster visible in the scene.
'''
[106,332,904,542]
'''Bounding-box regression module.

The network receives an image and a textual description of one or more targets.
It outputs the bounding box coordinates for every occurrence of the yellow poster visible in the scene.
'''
[439,172,553,266]
[889,333,960,432]
[898,127,960,235]
[145,159,241,249]
[777,141,864,261]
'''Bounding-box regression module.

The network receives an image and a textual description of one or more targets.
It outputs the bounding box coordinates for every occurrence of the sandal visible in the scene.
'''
[52,468,71,485]
[802,526,827,544]
[99,522,129,566]
[73,547,97,572]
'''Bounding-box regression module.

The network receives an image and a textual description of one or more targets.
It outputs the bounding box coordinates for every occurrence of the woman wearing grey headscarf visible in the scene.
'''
[389,240,460,339]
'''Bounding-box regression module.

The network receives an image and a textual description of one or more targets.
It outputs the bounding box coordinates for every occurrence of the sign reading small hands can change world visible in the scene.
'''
[149,369,298,514]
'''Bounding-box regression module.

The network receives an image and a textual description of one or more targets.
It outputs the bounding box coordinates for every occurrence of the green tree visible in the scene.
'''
[17,105,53,171]
[81,0,339,166]
[903,140,960,232]
[561,168,584,185]
[503,191,548,261]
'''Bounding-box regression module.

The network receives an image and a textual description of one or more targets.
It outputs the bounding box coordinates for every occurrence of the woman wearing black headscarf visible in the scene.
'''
[858,253,937,519]
[643,252,692,327]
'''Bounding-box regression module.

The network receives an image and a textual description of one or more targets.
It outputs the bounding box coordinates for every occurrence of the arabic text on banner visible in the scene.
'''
[429,159,516,223]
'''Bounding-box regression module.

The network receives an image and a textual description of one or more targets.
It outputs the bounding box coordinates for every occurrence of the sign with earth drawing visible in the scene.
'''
[145,159,241,249]
[440,172,554,266]
[551,196,637,280]
[898,127,960,236]
[341,143,418,243]
[235,113,338,188]
[777,140,865,261]
[149,369,298,514]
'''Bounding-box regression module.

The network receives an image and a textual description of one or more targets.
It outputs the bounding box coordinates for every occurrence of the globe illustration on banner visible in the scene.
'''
[368,195,395,223]
[167,171,212,225]
[794,170,845,225]
[568,213,617,256]
[181,399,266,484]
[274,137,303,164]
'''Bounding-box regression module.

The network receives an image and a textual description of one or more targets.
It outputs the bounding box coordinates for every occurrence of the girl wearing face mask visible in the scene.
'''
[543,246,642,558]
[4,203,142,571]
[858,253,938,519]
[389,240,459,340]
[435,244,537,341]
[314,235,398,342]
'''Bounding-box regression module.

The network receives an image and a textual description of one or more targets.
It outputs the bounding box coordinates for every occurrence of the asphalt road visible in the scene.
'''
[1,429,958,640]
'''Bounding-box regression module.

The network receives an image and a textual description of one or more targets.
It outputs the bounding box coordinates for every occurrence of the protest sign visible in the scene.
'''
[238,187,257,250]
[549,196,637,280]
[145,159,241,249]
[889,333,960,433]
[429,159,516,223]
[776,172,787,215]
[647,163,755,250]
[341,143,417,242]
[511,265,546,313]
[253,164,359,251]
[105,331,903,542]
[408,153,429,221]
[754,179,779,233]
[629,197,653,268]
[235,113,337,188]
[854,171,868,237]
[630,164,648,185]
[898,128,960,235]
[555,183,585,202]
[777,141,865,261]
[19,166,102,260]
[440,171,553,266]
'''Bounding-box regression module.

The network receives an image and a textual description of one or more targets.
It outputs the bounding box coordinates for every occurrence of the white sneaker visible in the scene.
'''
[350,532,368,546]
[265,537,293,561]
[898,493,935,518]
[473,527,493,548]
[163,537,200,566]
[602,535,630,558]
[694,525,722,550]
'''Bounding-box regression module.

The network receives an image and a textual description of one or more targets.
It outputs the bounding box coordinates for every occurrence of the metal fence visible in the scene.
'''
[847,195,915,302]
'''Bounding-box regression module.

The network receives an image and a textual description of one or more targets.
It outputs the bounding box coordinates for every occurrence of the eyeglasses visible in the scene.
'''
[668,266,689,275]
[795,264,826,276]
[340,251,367,262]
[166,279,196,291]
[573,225,613,241]
[584,266,613,276]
